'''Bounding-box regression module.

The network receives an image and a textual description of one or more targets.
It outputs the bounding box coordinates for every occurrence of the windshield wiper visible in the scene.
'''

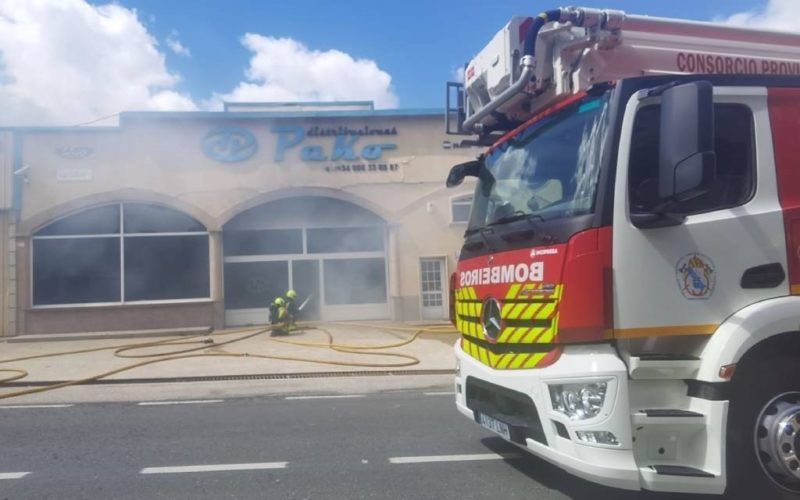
[464,212,549,248]
[487,211,546,227]
[488,211,559,245]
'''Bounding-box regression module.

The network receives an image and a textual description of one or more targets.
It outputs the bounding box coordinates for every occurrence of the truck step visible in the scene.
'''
[627,355,700,380]
[642,409,703,418]
[649,465,715,478]
[639,465,724,495]
[632,409,705,426]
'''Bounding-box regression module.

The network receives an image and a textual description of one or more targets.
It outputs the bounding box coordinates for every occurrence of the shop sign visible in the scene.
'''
[272,125,397,162]
[57,168,93,182]
[202,127,258,162]
[56,146,94,159]
[324,163,400,174]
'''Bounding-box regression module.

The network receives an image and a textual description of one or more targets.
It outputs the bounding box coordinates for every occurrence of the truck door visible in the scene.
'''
[611,86,789,339]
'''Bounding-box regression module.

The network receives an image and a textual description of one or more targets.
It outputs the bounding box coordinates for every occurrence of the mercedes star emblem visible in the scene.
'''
[481,298,502,343]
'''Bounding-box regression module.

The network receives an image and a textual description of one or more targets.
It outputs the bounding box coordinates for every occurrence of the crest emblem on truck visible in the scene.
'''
[675,253,716,299]
[481,298,503,343]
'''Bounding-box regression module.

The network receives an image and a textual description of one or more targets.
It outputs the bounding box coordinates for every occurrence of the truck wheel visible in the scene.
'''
[726,359,800,499]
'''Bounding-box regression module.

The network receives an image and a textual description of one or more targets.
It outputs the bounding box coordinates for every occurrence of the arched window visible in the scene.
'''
[33,203,210,306]
[451,195,473,224]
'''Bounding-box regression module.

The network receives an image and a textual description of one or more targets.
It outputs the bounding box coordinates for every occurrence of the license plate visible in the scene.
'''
[477,413,511,440]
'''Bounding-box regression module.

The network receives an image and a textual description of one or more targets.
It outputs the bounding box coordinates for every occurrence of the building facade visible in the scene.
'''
[1,102,478,336]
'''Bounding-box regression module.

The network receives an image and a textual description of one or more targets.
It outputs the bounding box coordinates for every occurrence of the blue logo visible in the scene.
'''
[676,253,716,299]
[202,127,258,163]
[272,125,397,162]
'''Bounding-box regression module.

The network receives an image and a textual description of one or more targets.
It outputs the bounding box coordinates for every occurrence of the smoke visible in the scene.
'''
[223,197,390,318]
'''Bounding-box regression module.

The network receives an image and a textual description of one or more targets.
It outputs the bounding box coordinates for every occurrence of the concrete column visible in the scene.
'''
[0,214,7,336]
[209,230,225,330]
[14,234,28,336]
[4,220,17,337]
[388,224,402,321]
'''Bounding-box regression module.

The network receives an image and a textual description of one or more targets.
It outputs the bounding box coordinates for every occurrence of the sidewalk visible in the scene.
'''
[0,322,458,403]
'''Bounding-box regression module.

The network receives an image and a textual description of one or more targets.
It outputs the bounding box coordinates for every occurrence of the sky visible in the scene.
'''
[0,0,797,126]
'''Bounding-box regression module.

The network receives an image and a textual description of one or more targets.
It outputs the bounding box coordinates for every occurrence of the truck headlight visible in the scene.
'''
[548,382,607,420]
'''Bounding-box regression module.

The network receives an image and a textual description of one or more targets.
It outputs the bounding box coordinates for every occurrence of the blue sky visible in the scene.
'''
[0,0,785,125]
[116,0,767,109]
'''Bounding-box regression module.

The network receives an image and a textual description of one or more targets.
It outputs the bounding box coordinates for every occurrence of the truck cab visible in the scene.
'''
[446,7,800,498]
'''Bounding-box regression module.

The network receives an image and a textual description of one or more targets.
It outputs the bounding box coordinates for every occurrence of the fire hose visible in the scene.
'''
[0,322,457,401]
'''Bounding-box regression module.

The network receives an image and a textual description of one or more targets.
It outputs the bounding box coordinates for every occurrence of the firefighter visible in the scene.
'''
[269,297,288,336]
[285,289,299,327]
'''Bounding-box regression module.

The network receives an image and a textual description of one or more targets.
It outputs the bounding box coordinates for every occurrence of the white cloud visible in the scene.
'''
[211,34,398,109]
[166,30,191,57]
[716,0,800,32]
[0,0,196,126]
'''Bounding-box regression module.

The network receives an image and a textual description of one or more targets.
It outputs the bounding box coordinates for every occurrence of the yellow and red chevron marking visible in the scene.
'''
[454,287,485,341]
[454,284,563,370]
[461,336,561,370]
[498,283,562,344]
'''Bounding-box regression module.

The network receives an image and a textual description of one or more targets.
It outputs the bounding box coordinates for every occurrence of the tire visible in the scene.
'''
[725,356,800,499]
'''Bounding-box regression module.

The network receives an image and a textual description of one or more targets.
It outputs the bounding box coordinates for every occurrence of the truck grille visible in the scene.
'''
[465,376,547,446]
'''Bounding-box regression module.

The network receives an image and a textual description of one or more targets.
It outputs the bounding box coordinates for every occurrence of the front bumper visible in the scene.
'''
[454,340,640,491]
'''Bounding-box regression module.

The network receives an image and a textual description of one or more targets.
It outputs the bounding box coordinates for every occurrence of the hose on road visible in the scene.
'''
[0,322,457,401]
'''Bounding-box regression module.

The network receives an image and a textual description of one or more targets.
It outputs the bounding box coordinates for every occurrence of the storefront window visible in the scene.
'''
[35,204,120,236]
[123,203,206,233]
[124,235,209,301]
[32,203,210,306]
[33,238,121,305]
[323,258,387,304]
[307,227,384,253]
[223,229,303,256]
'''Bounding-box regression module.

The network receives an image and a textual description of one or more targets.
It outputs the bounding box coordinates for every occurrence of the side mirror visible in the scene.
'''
[658,81,716,203]
[633,81,717,229]
[446,159,482,188]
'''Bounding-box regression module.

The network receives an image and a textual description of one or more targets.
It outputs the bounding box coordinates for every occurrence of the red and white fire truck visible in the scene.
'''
[445,7,800,497]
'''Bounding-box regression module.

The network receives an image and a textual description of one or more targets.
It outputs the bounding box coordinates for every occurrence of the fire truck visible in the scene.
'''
[445,7,800,498]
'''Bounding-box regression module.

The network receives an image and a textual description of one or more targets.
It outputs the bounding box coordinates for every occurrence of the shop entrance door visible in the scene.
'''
[291,260,320,321]
[420,257,447,320]
[223,197,390,326]
[223,260,289,326]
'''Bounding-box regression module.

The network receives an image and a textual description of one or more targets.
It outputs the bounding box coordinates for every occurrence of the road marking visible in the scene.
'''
[140,462,288,474]
[389,453,522,464]
[137,400,223,406]
[285,394,365,400]
[0,404,74,409]
[0,472,30,480]
[424,391,455,396]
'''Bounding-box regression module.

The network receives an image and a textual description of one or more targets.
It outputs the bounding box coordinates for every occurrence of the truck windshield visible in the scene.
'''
[468,94,611,231]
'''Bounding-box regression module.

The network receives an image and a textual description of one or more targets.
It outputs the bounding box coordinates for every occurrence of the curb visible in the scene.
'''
[0,369,456,386]
[3,327,213,344]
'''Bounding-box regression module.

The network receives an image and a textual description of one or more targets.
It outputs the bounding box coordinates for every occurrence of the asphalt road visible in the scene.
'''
[0,391,709,500]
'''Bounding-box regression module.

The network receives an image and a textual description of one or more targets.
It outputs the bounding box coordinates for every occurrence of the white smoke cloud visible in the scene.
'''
[211,34,398,109]
[716,0,800,32]
[0,0,196,126]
